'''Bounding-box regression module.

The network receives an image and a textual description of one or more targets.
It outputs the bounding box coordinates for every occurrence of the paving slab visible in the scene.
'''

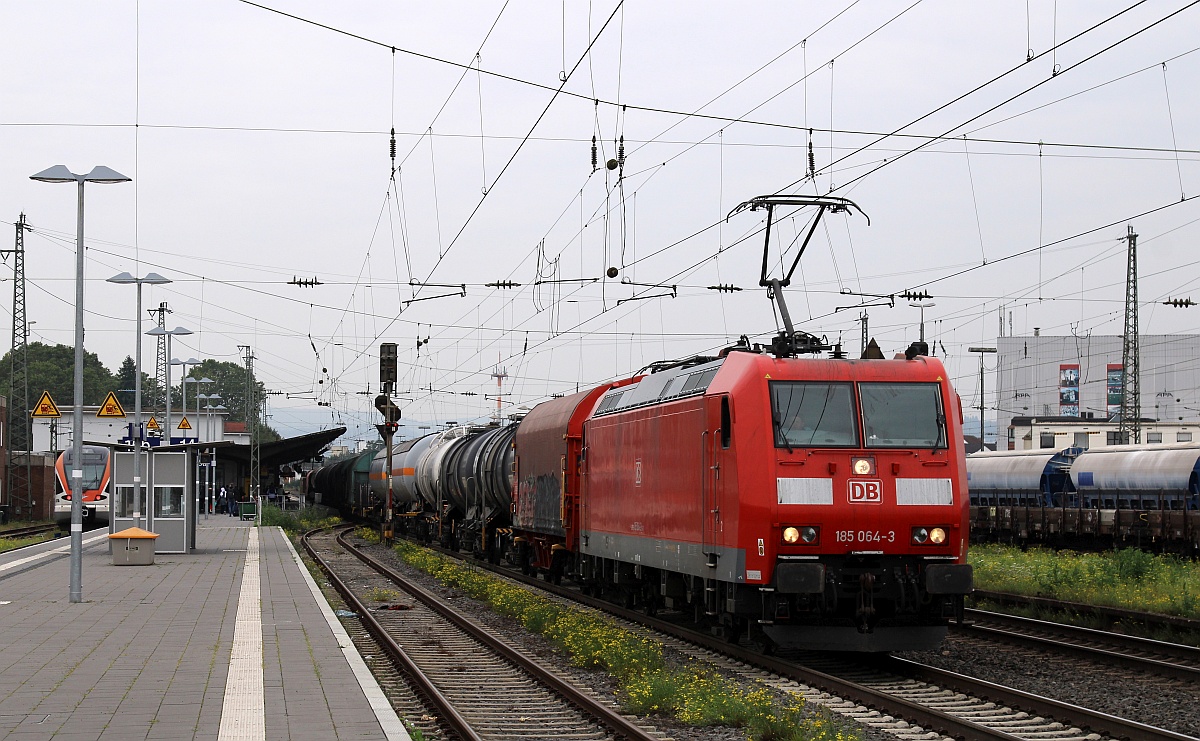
[0,517,409,740]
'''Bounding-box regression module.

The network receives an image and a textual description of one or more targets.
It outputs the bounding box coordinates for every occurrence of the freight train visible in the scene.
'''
[967,444,1200,553]
[306,339,973,652]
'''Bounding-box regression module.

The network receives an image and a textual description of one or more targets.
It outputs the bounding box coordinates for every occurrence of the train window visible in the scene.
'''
[859,383,946,449]
[770,382,858,448]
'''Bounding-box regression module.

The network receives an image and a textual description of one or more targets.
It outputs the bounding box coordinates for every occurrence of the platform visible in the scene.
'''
[0,516,409,740]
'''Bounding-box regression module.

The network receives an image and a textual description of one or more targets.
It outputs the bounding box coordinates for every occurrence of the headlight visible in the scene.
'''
[912,527,948,545]
[851,457,875,475]
[782,526,819,545]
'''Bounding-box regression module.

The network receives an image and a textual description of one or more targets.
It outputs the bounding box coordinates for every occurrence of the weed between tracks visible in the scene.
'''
[389,537,856,741]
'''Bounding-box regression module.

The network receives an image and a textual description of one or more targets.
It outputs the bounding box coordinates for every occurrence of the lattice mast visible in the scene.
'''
[1118,225,1141,444]
[491,365,507,423]
[4,215,32,519]
[150,302,171,423]
[241,345,260,499]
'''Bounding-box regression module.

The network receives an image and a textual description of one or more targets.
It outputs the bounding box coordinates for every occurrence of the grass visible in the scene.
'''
[969,543,1200,619]
[257,504,341,534]
[393,541,858,741]
[0,535,54,554]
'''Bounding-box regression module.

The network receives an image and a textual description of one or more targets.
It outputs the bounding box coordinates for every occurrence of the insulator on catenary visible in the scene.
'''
[618,135,625,167]
[390,128,396,161]
[707,284,742,293]
[591,136,597,171]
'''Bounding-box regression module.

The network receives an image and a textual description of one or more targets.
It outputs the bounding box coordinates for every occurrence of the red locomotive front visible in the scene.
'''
[578,348,972,651]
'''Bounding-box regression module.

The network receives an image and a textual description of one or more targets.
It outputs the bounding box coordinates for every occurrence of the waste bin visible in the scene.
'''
[109,527,160,566]
[240,501,257,521]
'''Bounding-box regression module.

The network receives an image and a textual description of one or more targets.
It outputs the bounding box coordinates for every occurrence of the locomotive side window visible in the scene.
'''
[770,382,858,448]
[859,383,947,449]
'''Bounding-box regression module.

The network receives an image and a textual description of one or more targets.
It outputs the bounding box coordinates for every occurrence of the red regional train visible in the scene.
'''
[309,195,973,652]
[54,444,113,526]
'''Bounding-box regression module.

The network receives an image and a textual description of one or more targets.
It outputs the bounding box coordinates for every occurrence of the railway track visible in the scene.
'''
[0,524,60,540]
[395,537,1196,741]
[301,526,667,741]
[971,589,1200,638]
[956,608,1200,682]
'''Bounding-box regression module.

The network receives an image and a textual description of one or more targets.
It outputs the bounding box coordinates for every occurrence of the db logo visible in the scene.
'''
[848,480,883,503]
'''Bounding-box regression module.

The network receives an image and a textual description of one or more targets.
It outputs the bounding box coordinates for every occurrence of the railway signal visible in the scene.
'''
[377,342,401,544]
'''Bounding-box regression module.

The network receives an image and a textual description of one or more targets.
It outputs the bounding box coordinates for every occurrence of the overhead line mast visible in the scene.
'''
[4,215,32,520]
[1118,225,1140,444]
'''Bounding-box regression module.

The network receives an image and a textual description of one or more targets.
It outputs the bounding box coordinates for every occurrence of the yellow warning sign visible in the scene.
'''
[97,391,127,418]
[31,391,61,418]
[178,416,192,430]
[146,417,161,431]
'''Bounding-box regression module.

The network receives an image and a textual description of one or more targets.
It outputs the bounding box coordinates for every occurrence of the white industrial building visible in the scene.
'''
[993,334,1200,449]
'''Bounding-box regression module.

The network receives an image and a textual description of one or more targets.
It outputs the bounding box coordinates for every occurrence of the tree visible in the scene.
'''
[179,359,280,442]
[113,356,159,410]
[0,342,117,406]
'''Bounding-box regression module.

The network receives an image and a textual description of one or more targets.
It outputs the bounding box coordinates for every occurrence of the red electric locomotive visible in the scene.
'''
[511,195,972,651]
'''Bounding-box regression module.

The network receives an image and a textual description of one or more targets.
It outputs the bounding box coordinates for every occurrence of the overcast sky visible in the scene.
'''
[2,1,1198,445]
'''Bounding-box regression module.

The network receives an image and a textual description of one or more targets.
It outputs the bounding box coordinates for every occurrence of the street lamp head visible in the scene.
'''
[108,271,172,286]
[30,164,131,184]
[30,165,78,183]
[83,165,131,183]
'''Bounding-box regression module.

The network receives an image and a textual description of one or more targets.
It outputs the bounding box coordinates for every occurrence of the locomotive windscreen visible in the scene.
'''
[770,382,858,447]
[860,382,946,449]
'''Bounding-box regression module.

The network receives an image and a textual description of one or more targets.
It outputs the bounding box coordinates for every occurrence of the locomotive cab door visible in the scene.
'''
[702,394,731,567]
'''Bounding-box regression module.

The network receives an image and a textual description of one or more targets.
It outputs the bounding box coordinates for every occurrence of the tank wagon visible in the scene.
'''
[967,444,1200,552]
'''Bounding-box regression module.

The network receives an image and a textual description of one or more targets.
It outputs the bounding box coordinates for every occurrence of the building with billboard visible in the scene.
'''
[994,334,1200,448]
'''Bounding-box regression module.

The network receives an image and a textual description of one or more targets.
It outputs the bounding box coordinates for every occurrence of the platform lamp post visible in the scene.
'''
[189,378,212,514]
[108,271,171,530]
[170,356,200,443]
[147,327,192,446]
[32,164,131,604]
[209,401,225,513]
[201,395,223,516]
[910,301,936,344]
[969,346,997,449]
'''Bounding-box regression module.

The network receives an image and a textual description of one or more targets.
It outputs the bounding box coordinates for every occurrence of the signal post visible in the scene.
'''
[375,343,400,544]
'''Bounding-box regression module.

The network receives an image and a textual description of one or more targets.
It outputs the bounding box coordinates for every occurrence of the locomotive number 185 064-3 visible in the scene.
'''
[834,530,896,544]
